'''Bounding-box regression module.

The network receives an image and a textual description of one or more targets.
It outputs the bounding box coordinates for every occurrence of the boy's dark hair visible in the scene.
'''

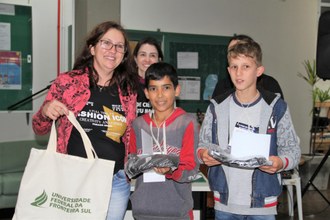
[145,62,178,88]
[227,41,263,66]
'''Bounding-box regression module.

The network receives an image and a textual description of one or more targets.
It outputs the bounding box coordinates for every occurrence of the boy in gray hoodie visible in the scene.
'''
[127,62,199,220]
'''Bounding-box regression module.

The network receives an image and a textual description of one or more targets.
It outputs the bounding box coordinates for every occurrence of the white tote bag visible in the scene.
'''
[13,111,115,220]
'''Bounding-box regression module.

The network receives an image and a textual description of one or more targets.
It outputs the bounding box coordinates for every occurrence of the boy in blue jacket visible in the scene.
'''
[198,40,301,220]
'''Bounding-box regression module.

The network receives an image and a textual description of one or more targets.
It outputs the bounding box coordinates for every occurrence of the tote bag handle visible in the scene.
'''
[48,111,97,159]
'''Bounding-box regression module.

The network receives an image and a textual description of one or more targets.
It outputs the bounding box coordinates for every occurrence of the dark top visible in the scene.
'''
[67,84,126,174]
[136,77,152,116]
[212,74,284,100]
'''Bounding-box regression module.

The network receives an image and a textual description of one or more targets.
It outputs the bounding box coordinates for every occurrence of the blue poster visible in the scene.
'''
[0,51,21,90]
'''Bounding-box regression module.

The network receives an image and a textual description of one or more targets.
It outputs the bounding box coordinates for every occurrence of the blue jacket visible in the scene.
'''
[199,88,301,208]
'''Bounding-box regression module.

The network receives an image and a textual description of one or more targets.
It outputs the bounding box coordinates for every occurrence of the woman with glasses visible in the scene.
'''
[32,21,139,220]
[132,37,164,116]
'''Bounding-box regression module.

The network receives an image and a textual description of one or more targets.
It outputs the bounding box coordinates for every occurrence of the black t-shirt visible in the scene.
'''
[67,84,127,174]
[136,79,152,116]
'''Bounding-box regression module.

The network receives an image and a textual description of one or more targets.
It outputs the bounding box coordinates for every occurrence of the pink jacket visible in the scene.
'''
[32,70,137,160]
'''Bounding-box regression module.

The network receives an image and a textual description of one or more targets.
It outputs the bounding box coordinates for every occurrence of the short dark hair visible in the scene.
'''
[145,62,178,88]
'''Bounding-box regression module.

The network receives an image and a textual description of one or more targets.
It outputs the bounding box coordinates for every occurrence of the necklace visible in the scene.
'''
[97,84,104,92]
[235,91,260,108]
[97,82,108,92]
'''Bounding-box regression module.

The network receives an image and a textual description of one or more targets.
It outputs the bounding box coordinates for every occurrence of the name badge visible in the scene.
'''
[143,169,166,183]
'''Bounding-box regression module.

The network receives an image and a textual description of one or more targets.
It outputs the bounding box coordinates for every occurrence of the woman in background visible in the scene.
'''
[132,37,164,116]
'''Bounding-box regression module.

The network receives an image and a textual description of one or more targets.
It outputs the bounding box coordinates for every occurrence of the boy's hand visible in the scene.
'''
[154,167,172,175]
[259,156,283,174]
[199,149,221,166]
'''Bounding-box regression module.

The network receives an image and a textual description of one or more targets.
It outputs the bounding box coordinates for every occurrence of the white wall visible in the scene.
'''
[121,0,321,153]
[0,0,324,153]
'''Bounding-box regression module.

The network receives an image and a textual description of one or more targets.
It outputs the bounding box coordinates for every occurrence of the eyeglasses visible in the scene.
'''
[99,40,126,53]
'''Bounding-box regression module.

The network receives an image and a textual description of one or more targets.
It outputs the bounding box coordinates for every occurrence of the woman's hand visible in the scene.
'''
[42,100,69,120]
